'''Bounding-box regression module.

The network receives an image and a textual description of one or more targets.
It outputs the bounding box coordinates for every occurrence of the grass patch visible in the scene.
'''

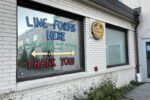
[130,80,144,86]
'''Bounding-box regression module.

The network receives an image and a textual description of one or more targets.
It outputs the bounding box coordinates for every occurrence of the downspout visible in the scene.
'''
[134,11,141,82]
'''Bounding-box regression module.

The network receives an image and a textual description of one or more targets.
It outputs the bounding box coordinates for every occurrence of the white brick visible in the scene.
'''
[0,8,16,15]
[0,49,9,53]
[10,41,16,45]
[2,5,16,11]
[9,80,16,84]
[3,21,16,26]
[9,73,16,77]
[0,1,16,7]
[0,73,9,78]
[0,41,10,45]
[2,61,16,65]
[2,0,16,3]
[3,29,16,34]
[0,28,3,32]
[2,37,16,41]
[2,53,16,57]
[0,81,9,86]
[0,16,16,23]
[2,45,16,49]
[9,65,16,68]
[0,33,16,37]
[2,76,15,81]
[0,12,16,18]
[0,65,9,70]
[10,49,16,53]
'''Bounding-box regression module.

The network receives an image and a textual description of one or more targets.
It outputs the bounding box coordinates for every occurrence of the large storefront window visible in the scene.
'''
[17,3,84,81]
[106,24,128,67]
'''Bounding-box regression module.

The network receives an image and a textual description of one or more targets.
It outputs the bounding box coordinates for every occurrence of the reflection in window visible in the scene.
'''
[17,6,84,81]
[32,34,37,42]
[25,37,30,44]
[18,40,23,48]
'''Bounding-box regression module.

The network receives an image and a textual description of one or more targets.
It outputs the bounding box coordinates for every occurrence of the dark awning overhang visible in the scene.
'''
[87,0,141,23]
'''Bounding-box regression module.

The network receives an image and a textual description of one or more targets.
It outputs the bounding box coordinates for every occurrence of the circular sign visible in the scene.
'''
[92,20,104,40]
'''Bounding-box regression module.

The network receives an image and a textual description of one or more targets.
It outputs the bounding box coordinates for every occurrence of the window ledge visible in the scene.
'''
[16,65,135,91]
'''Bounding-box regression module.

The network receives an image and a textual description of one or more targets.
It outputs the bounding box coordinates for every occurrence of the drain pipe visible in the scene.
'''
[134,10,141,82]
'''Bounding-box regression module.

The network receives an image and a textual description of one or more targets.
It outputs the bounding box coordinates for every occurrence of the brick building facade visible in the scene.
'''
[0,0,140,99]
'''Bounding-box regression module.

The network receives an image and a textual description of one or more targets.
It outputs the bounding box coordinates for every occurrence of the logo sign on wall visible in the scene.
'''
[92,20,104,40]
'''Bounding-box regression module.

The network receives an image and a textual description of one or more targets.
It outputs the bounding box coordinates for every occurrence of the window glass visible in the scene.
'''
[17,6,84,81]
[106,26,127,66]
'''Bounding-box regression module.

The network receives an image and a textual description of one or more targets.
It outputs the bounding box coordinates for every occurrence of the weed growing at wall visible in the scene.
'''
[73,75,134,100]
[130,80,144,86]
[57,74,145,100]
[0,91,15,100]
[0,91,25,100]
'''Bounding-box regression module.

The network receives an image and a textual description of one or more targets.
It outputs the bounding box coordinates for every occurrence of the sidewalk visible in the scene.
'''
[122,83,150,100]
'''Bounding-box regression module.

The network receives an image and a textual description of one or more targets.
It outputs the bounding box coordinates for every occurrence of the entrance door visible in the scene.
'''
[141,39,150,82]
[146,42,150,79]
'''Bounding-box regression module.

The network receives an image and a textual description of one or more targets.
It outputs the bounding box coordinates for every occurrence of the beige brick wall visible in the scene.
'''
[0,0,136,99]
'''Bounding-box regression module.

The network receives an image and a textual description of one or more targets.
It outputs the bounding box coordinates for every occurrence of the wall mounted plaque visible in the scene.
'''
[92,20,104,40]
